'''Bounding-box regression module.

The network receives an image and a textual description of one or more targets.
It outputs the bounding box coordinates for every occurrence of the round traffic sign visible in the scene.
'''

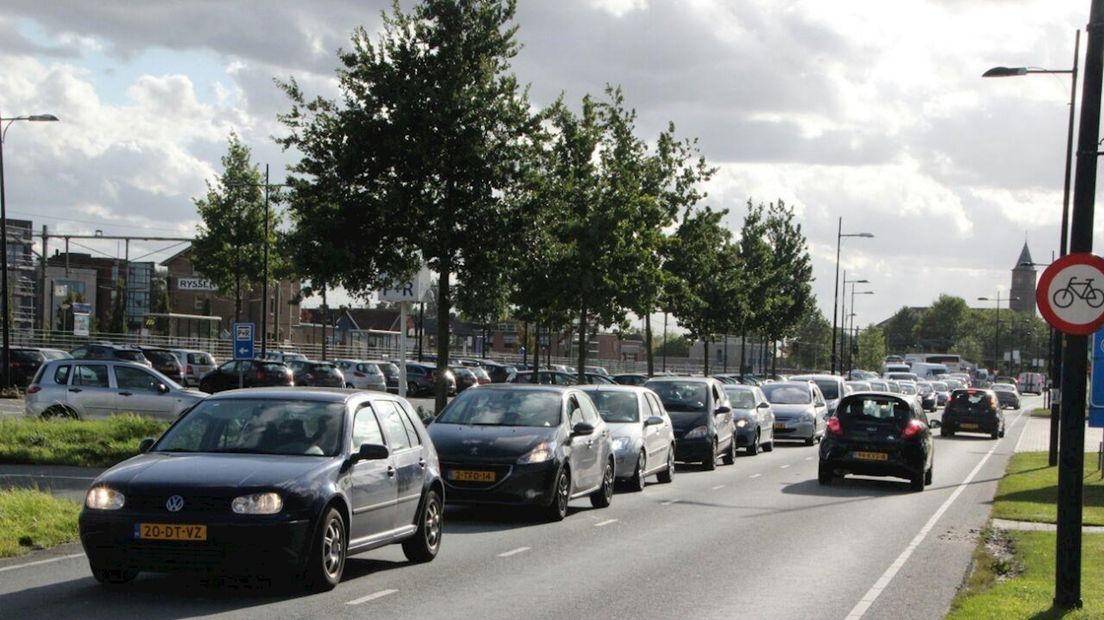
[1036,252,1104,335]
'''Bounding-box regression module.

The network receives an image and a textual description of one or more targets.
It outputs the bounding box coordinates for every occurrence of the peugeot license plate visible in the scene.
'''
[449,470,496,482]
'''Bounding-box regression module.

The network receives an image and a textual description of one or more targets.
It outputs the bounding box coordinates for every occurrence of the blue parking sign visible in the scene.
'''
[1090,327,1104,427]
[233,322,255,361]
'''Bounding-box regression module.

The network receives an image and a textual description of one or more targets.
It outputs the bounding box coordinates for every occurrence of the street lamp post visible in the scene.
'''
[849,289,874,374]
[978,293,1019,376]
[842,276,869,373]
[228,164,283,358]
[985,30,1080,468]
[830,218,874,374]
[0,113,59,390]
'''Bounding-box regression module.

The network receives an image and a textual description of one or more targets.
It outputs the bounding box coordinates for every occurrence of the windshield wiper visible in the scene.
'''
[155,448,194,453]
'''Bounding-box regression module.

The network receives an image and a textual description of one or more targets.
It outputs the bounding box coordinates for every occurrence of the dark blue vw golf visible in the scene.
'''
[78,388,444,591]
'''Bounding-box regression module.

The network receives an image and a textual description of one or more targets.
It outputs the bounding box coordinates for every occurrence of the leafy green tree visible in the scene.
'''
[856,326,887,370]
[789,307,831,370]
[913,294,968,352]
[882,306,923,353]
[760,200,814,374]
[654,333,691,357]
[278,0,537,412]
[192,133,277,322]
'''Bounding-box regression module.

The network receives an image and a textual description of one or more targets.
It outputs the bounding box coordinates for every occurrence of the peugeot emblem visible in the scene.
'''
[469,447,479,456]
[165,495,185,512]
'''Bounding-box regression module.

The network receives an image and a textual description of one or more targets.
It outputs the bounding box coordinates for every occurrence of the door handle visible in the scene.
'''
[119,391,132,397]
[418,458,426,468]
[586,440,594,448]
[387,466,396,478]
[68,388,82,393]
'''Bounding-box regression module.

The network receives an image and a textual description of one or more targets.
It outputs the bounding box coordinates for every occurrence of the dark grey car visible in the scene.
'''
[723,384,775,455]
[644,376,737,470]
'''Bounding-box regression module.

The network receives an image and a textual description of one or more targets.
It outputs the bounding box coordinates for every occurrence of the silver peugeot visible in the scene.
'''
[577,385,677,491]
[25,359,206,421]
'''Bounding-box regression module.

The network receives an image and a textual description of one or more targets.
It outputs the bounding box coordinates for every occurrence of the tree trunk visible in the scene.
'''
[522,321,529,367]
[703,337,710,375]
[435,260,451,414]
[771,339,778,376]
[739,326,747,379]
[576,306,588,384]
[234,273,242,323]
[645,312,654,377]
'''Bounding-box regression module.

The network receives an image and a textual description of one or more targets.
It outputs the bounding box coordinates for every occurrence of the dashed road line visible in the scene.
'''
[661,499,680,505]
[497,546,531,558]
[749,474,762,479]
[780,464,790,469]
[346,589,398,605]
[711,485,725,490]
[594,519,618,527]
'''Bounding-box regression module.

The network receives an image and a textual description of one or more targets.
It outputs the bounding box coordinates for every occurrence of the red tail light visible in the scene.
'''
[26,385,41,395]
[901,420,924,440]
[827,417,843,437]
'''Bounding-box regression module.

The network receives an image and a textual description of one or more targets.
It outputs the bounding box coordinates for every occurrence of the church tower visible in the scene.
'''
[1010,241,1037,314]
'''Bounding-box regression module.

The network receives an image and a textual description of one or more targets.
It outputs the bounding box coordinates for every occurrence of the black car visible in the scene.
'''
[405,362,456,396]
[818,392,936,491]
[71,344,150,367]
[941,389,1005,439]
[644,377,736,470]
[289,360,345,388]
[479,361,514,383]
[427,385,615,522]
[3,347,46,388]
[367,360,401,393]
[78,389,443,590]
[138,347,185,385]
[449,366,479,392]
[507,370,578,385]
[198,359,293,393]
[916,382,937,412]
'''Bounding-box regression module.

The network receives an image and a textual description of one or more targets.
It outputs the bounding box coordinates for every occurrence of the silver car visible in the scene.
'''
[335,359,388,391]
[578,385,676,491]
[761,381,828,446]
[25,359,205,421]
[169,349,217,387]
[723,384,775,455]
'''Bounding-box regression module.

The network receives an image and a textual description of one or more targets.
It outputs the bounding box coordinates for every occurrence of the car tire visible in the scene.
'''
[762,435,774,452]
[544,467,570,522]
[746,430,760,456]
[999,427,1005,438]
[817,463,833,485]
[42,405,76,419]
[941,428,953,438]
[804,432,816,447]
[91,566,138,586]
[990,430,1000,440]
[590,459,615,508]
[305,507,346,592]
[924,465,933,486]
[345,383,354,389]
[657,447,675,484]
[722,436,736,465]
[702,439,717,471]
[628,451,647,492]
[910,471,925,492]
[401,489,442,563]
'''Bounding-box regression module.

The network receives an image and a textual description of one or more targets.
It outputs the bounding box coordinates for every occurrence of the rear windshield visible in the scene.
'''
[378,363,399,378]
[144,350,176,365]
[812,380,839,400]
[586,391,639,423]
[188,352,215,365]
[838,396,911,423]
[899,383,917,395]
[12,350,44,364]
[263,363,288,374]
[723,388,756,409]
[948,391,995,414]
[115,350,146,362]
[868,381,888,391]
[647,382,708,413]
[311,363,338,374]
[991,384,1016,392]
[762,384,811,405]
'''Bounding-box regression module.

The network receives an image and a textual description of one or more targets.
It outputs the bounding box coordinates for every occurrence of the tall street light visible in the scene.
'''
[228,164,283,357]
[978,293,1019,376]
[985,30,1079,468]
[830,218,874,374]
[0,112,59,390]
[842,276,869,372]
[848,289,874,374]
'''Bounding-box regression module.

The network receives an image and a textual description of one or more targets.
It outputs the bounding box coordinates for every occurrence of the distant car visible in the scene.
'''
[138,347,185,386]
[70,344,150,368]
[262,351,308,364]
[723,384,775,455]
[507,370,578,385]
[930,381,951,407]
[449,366,480,392]
[478,360,514,383]
[578,385,676,490]
[941,389,1005,439]
[819,392,936,491]
[404,362,457,396]
[335,359,388,391]
[198,359,293,393]
[584,366,609,376]
[26,359,204,421]
[4,347,47,388]
[289,361,345,388]
[428,385,615,521]
[846,381,872,392]
[78,389,443,590]
[761,381,828,446]
[644,376,736,470]
[990,383,1022,410]
[867,380,889,391]
[612,373,649,386]
[365,360,401,393]
[788,374,846,416]
[915,382,937,412]
[169,349,217,387]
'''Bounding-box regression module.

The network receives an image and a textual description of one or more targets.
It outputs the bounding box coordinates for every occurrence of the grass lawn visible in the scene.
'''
[991,452,1104,527]
[1031,407,1052,418]
[948,531,1104,619]
[0,489,80,558]
[0,416,168,468]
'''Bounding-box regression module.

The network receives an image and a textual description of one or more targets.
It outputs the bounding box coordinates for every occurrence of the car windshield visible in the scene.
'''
[38,349,67,361]
[917,384,933,394]
[144,350,175,365]
[156,399,344,456]
[992,383,1016,392]
[762,384,811,405]
[647,382,708,413]
[585,391,639,423]
[436,389,561,427]
[839,396,910,424]
[723,388,756,409]
[311,363,339,375]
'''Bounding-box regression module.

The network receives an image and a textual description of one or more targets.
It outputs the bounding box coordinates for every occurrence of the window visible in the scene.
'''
[73,364,109,388]
[376,401,413,450]
[578,393,602,426]
[390,402,422,446]
[352,405,385,449]
[53,365,71,385]
[568,397,585,426]
[115,366,160,391]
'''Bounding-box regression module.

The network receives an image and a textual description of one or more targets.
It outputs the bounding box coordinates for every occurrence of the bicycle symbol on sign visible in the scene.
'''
[1052,277,1104,309]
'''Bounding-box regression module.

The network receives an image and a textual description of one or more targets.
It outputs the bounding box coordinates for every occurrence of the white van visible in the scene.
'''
[909,362,948,379]
[883,363,911,377]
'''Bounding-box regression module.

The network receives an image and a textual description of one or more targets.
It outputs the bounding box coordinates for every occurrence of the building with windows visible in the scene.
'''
[4,219,36,335]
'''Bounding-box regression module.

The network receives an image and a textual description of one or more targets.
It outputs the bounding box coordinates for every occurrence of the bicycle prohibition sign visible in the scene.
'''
[1052,277,1104,309]
[1037,253,1104,335]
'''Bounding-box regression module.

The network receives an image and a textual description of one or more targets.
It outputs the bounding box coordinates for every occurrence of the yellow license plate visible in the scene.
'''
[135,523,207,541]
[960,423,978,429]
[854,451,888,461]
[450,470,496,482]
[773,423,786,430]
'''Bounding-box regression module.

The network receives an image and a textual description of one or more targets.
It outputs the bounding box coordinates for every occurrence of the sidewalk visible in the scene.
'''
[1014,413,1102,453]
[0,465,104,503]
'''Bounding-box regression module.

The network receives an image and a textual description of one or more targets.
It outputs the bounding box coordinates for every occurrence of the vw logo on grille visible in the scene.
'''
[165,495,185,512]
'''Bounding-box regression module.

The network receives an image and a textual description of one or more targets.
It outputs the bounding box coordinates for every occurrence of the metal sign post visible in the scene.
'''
[378,267,430,401]
[233,322,255,390]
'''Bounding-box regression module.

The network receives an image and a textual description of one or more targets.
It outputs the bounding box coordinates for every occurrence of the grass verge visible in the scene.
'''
[1031,407,1052,418]
[0,488,80,558]
[0,416,168,468]
[948,531,1104,619]
[992,452,1104,527]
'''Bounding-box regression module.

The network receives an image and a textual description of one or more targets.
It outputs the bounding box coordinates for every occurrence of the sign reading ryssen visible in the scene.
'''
[177,277,215,291]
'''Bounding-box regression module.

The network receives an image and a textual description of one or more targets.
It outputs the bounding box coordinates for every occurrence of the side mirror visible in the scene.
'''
[929,419,943,429]
[138,438,156,453]
[422,416,435,426]
[757,402,770,409]
[643,415,664,427]
[714,405,731,415]
[571,422,595,436]
[355,443,390,461]
[156,383,170,394]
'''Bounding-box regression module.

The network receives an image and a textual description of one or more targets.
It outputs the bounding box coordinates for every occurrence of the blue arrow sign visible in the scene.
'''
[233,322,255,361]
[1090,327,1104,427]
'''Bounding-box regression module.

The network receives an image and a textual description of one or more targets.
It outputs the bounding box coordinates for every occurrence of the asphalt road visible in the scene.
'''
[0,396,1039,620]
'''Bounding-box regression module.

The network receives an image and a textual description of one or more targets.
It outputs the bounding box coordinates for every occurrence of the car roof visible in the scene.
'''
[576,384,648,394]
[472,384,572,393]
[645,376,717,384]
[789,374,841,381]
[204,387,388,403]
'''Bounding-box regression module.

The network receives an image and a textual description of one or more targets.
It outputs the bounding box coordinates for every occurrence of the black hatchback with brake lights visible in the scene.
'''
[78,389,444,591]
[941,388,1005,439]
[818,392,937,491]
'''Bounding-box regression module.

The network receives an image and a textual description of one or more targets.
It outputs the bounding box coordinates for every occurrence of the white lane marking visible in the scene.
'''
[594,519,618,527]
[346,589,398,605]
[805,456,814,461]
[661,499,680,505]
[0,552,85,574]
[844,409,1025,619]
[496,546,531,558]
[780,465,790,469]
[750,474,762,479]
[711,485,725,490]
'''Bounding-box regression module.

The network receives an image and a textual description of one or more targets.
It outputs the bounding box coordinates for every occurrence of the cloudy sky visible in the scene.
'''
[0,0,1090,329]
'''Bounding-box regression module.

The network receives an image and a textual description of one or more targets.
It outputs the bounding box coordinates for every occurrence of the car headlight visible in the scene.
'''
[685,425,709,439]
[232,492,283,515]
[735,419,748,428]
[612,436,633,451]
[86,486,125,510]
[518,441,555,464]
